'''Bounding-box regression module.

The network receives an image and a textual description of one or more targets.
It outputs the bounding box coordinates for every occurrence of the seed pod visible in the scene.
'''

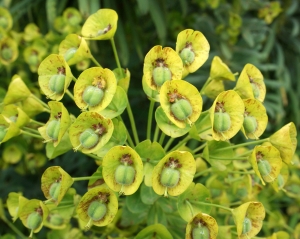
[251,83,260,99]
[87,201,107,221]
[82,86,104,107]
[160,167,180,188]
[242,217,252,235]
[64,47,77,61]
[49,182,61,201]
[213,111,231,132]
[1,47,12,60]
[152,66,172,87]
[79,128,99,149]
[243,115,257,134]
[257,160,272,178]
[180,47,195,65]
[26,211,42,230]
[276,174,285,189]
[46,120,60,141]
[47,214,64,226]
[192,225,210,239]
[115,164,136,185]
[49,74,66,94]
[0,125,7,142]
[170,99,193,121]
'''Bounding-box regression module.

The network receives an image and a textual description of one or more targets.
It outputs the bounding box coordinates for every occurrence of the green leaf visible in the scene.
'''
[149,0,166,45]
[147,203,167,226]
[46,132,72,159]
[136,0,149,15]
[46,0,57,31]
[135,224,173,239]
[126,187,151,214]
[140,183,160,205]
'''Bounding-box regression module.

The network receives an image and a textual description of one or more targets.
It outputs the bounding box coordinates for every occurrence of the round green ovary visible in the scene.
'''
[192,225,210,239]
[64,47,77,61]
[48,214,64,226]
[46,120,60,140]
[152,66,171,87]
[82,86,104,107]
[0,17,8,28]
[79,128,99,149]
[277,174,284,189]
[49,74,65,94]
[115,164,136,185]
[49,182,61,201]
[243,115,257,134]
[257,160,272,178]
[87,201,107,221]
[1,47,12,60]
[180,48,195,65]
[0,125,7,142]
[29,54,39,66]
[170,99,193,121]
[160,167,180,188]
[251,83,260,99]
[242,217,252,235]
[213,112,231,132]
[26,211,42,230]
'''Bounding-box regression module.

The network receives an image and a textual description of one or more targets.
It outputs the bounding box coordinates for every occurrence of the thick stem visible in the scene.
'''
[90,54,102,67]
[147,99,155,140]
[21,130,43,139]
[169,135,191,152]
[29,119,45,126]
[191,200,233,212]
[66,89,74,101]
[153,124,160,142]
[72,176,102,182]
[215,138,270,152]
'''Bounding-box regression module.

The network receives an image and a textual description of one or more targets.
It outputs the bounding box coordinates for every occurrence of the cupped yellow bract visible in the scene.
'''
[0,7,13,31]
[7,192,28,222]
[269,122,297,164]
[0,37,18,65]
[241,98,268,139]
[160,80,202,128]
[2,104,30,128]
[143,45,183,91]
[235,64,266,102]
[81,9,118,40]
[210,90,244,141]
[176,29,210,78]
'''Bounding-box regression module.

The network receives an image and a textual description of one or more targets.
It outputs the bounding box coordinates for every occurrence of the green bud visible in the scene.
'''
[49,182,61,201]
[82,86,104,107]
[46,120,60,141]
[26,211,42,230]
[277,174,284,189]
[243,115,257,134]
[192,225,210,239]
[87,201,107,221]
[29,54,39,66]
[115,164,136,185]
[0,125,7,142]
[152,66,171,87]
[251,83,260,99]
[180,48,195,65]
[49,74,65,94]
[79,128,99,149]
[47,214,64,226]
[64,47,77,61]
[160,167,180,188]
[213,112,231,132]
[0,17,8,29]
[257,160,271,178]
[1,47,12,60]
[242,217,252,235]
[170,99,193,121]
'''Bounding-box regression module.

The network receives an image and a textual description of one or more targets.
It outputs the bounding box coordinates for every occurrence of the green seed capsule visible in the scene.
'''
[1,47,12,60]
[47,214,64,226]
[213,112,231,132]
[242,217,252,235]
[192,225,210,239]
[180,48,195,65]
[0,125,7,142]
[49,74,66,94]
[257,160,272,178]
[79,128,99,149]
[82,86,104,107]
[115,164,136,185]
[170,99,193,121]
[87,201,107,221]
[152,66,171,87]
[160,167,180,188]
[251,83,260,99]
[49,182,61,201]
[46,120,60,140]
[26,211,42,230]
[64,47,77,61]
[277,174,284,189]
[29,54,39,66]
[243,115,257,134]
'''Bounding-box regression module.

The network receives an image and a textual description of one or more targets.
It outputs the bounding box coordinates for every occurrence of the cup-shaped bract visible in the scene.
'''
[2,104,30,128]
[7,192,28,222]
[269,122,297,164]
[135,224,173,239]
[152,150,196,197]
[143,45,183,91]
[38,54,73,101]
[41,166,73,205]
[23,23,42,42]
[44,212,66,229]
[102,146,143,195]
[241,98,268,139]
[142,75,160,102]
[38,101,71,146]
[0,37,18,65]
[235,64,266,102]
[74,67,117,112]
[59,34,91,65]
[19,199,49,237]
[62,7,82,27]
[77,184,118,229]
[0,115,20,144]
[232,201,265,239]
[160,80,202,128]
[23,40,48,73]
[210,90,244,141]
[113,68,130,93]
[185,213,218,239]
[271,163,289,192]
[250,145,282,185]
[69,111,113,153]
[81,9,118,40]
[176,29,210,78]
[0,7,13,31]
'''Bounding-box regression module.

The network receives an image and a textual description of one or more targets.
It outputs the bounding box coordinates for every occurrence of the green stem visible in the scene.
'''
[90,54,102,67]
[153,124,160,142]
[72,76,77,82]
[21,130,43,139]
[126,102,139,145]
[86,153,102,161]
[72,176,102,182]
[236,150,253,157]
[147,99,155,140]
[118,116,135,148]
[158,132,166,145]
[22,127,40,134]
[227,170,255,175]
[194,168,212,178]
[169,135,191,152]
[164,137,175,151]
[200,77,212,94]
[30,94,50,112]
[110,37,124,77]
[192,143,207,154]
[29,119,45,126]
[0,217,27,239]
[215,138,270,152]
[66,89,74,101]
[190,200,233,212]
[209,156,249,161]
[185,200,194,218]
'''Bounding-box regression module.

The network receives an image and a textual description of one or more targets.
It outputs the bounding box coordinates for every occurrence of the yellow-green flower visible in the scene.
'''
[0,7,13,31]
[143,45,183,91]
[7,192,28,222]
[2,104,30,128]
[0,37,18,65]
[0,114,20,144]
[23,23,42,42]
[176,29,210,78]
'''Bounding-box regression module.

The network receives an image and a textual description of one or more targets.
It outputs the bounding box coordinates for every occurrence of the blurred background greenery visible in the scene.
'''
[0,0,300,237]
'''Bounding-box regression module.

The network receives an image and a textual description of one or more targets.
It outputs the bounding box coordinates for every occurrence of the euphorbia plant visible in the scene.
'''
[0,6,299,239]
